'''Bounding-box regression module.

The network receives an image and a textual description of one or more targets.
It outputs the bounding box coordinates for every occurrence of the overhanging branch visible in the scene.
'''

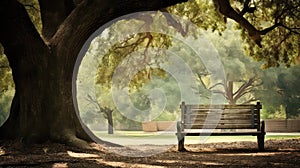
[39,0,75,41]
[279,23,300,35]
[214,0,299,48]
[239,0,256,16]
[50,0,189,72]
[0,0,49,67]
[213,0,264,47]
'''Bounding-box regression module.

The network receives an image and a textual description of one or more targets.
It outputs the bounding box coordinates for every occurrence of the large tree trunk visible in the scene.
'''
[0,0,187,148]
[0,1,50,143]
[0,0,93,148]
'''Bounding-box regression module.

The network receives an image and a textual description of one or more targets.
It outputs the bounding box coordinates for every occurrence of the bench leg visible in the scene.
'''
[177,133,186,152]
[257,121,265,151]
[257,134,264,151]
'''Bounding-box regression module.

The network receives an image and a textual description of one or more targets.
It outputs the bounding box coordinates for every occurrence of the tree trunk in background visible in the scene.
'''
[106,110,114,134]
[226,81,236,105]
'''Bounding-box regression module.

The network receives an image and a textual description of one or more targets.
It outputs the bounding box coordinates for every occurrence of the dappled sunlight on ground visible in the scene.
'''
[94,159,166,168]
[216,152,278,156]
[0,147,4,156]
[0,139,299,167]
[52,162,68,168]
[67,151,100,158]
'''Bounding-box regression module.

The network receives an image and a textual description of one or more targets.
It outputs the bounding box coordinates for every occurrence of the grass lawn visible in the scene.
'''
[93,130,300,145]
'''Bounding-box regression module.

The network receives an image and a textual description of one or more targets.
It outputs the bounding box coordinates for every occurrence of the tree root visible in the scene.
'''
[76,125,122,147]
[66,136,93,150]
[62,133,122,150]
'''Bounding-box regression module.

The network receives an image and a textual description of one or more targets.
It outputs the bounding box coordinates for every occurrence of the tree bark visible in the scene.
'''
[38,0,75,40]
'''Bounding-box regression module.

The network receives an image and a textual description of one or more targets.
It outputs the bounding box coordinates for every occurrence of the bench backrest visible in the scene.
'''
[180,102,262,131]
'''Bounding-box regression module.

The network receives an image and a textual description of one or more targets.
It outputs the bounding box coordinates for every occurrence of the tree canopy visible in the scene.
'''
[171,0,300,67]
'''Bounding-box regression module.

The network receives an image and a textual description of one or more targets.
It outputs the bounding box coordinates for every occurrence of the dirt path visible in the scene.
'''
[0,139,299,167]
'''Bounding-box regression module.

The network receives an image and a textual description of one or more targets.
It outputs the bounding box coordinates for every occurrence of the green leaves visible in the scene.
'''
[78,0,300,126]
[20,0,42,33]
[238,0,300,68]
[95,31,171,90]
[254,66,300,119]
[172,0,300,68]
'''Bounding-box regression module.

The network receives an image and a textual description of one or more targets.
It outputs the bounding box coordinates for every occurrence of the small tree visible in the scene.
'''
[86,95,114,134]
[194,24,263,105]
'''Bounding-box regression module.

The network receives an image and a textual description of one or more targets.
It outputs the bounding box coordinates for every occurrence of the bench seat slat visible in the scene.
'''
[188,109,259,114]
[188,104,262,109]
[186,124,258,129]
[184,119,258,124]
[185,114,257,118]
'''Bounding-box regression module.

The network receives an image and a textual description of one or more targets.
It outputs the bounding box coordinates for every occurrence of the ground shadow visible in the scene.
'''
[0,139,299,167]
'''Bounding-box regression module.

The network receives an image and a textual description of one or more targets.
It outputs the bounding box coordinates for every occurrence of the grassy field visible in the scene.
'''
[93,130,300,145]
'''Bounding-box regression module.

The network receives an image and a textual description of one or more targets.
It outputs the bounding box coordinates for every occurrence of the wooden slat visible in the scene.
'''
[187,104,261,109]
[187,113,254,117]
[188,109,258,114]
[185,114,258,121]
[197,115,256,120]
[185,124,258,129]
[186,118,257,124]
[185,119,258,124]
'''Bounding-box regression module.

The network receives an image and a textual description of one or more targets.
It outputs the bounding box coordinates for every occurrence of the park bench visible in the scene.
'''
[176,102,265,151]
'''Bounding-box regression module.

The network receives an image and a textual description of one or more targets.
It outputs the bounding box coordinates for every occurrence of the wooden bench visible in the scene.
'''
[176,102,265,151]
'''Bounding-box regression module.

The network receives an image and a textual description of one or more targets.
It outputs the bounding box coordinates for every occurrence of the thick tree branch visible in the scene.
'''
[0,0,49,71]
[213,0,264,47]
[116,0,188,12]
[233,77,255,97]
[260,23,280,35]
[233,90,252,103]
[239,0,256,16]
[39,0,75,40]
[196,72,209,90]
[232,76,261,103]
[85,94,101,111]
[73,0,84,6]
[214,0,300,48]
